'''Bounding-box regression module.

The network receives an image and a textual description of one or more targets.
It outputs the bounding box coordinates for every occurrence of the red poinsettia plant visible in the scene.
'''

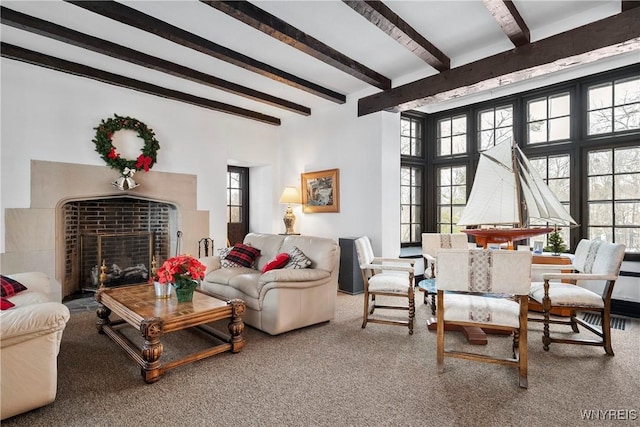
[156,254,206,289]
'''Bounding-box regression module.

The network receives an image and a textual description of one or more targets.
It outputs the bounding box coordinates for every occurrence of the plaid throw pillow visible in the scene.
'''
[225,243,261,268]
[1,297,15,310]
[285,246,312,269]
[218,247,242,268]
[1,275,28,298]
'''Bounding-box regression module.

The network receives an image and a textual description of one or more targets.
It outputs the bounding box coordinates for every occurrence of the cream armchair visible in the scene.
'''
[0,272,70,420]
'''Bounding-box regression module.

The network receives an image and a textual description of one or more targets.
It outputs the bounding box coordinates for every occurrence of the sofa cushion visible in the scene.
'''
[228,273,263,299]
[226,243,261,268]
[261,253,290,273]
[1,276,28,298]
[1,298,14,310]
[205,266,257,285]
[285,246,312,269]
[218,247,242,268]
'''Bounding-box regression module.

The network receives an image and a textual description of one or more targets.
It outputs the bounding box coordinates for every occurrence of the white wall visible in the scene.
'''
[277,94,401,256]
[0,58,279,254]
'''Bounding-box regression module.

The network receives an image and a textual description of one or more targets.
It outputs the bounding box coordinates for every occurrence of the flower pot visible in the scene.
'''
[153,282,172,299]
[173,280,198,303]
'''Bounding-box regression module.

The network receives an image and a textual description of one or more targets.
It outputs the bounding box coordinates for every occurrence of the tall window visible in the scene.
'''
[437,115,467,156]
[437,166,466,233]
[400,115,424,245]
[527,93,571,144]
[587,76,640,135]
[477,104,513,151]
[530,154,572,245]
[400,166,422,243]
[587,146,640,253]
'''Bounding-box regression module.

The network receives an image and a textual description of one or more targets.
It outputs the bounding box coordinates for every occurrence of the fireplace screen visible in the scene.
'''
[81,232,154,290]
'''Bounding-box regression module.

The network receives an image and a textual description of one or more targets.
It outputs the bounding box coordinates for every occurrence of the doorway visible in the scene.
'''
[227,166,249,246]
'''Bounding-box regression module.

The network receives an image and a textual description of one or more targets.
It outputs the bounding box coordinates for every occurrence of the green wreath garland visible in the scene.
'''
[93,114,160,174]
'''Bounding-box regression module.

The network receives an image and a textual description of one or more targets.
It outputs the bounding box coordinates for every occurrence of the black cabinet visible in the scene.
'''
[338,237,364,295]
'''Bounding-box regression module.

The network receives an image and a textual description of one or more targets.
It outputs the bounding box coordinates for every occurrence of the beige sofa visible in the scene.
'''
[0,272,70,420]
[199,233,340,335]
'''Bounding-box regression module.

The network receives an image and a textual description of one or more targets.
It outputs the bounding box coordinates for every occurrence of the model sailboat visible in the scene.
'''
[458,140,577,248]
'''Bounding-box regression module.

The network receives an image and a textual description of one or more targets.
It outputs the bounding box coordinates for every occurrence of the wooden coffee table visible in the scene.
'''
[95,284,245,383]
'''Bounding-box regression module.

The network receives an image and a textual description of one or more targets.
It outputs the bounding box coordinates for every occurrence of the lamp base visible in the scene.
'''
[283,206,296,234]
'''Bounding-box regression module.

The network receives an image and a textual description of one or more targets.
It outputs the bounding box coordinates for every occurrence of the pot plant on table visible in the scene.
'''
[155,254,206,302]
[545,229,567,256]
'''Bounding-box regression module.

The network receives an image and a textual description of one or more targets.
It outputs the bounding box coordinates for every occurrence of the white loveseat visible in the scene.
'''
[199,233,340,335]
[0,272,70,420]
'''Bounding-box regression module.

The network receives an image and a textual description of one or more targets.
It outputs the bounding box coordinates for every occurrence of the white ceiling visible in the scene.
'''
[2,1,636,125]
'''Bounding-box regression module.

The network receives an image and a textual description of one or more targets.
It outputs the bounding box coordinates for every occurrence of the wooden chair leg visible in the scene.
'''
[362,289,369,329]
[408,294,415,335]
[436,292,444,373]
[570,310,580,333]
[602,309,614,356]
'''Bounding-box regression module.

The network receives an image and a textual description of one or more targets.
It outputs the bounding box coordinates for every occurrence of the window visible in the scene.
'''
[227,166,249,246]
[401,166,422,244]
[400,115,424,246]
[530,154,572,245]
[437,114,467,156]
[527,93,571,144]
[587,76,640,135]
[587,146,640,253]
[437,166,466,233]
[227,170,242,224]
[401,116,423,157]
[477,104,513,151]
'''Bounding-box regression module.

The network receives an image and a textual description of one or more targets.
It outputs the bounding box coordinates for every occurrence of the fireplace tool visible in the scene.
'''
[175,231,182,256]
[198,238,214,258]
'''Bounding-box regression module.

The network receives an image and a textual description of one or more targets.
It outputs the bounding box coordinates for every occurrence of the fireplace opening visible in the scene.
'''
[81,232,154,290]
[63,197,174,295]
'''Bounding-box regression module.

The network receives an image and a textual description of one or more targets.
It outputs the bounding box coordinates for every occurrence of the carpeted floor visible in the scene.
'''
[4,293,639,427]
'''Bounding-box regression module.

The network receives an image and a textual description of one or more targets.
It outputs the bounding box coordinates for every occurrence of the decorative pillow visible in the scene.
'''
[218,247,242,268]
[225,243,261,268]
[1,275,28,298]
[1,297,15,310]
[261,253,290,273]
[285,246,312,269]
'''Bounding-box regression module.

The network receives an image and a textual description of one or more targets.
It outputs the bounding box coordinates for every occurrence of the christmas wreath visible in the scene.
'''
[93,114,160,174]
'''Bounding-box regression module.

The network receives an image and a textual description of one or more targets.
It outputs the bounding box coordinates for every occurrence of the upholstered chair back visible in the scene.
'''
[354,236,375,269]
[422,233,469,257]
[436,249,532,295]
[572,239,626,278]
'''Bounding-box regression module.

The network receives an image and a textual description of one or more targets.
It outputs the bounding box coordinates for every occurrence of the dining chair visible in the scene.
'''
[436,249,532,388]
[529,239,626,355]
[354,236,415,334]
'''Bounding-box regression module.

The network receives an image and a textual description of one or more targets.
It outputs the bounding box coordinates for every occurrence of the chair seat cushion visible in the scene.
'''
[443,293,521,328]
[368,273,410,294]
[529,282,604,308]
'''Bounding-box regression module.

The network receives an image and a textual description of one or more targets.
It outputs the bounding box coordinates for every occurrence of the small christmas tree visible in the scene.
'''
[545,229,567,255]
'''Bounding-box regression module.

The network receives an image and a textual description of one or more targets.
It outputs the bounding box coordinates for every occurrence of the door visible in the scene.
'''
[227,166,249,246]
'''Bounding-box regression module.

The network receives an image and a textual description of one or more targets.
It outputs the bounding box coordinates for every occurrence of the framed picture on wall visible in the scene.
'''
[301,169,340,213]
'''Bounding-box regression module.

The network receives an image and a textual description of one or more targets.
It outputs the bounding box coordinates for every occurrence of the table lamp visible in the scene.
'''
[279,186,301,234]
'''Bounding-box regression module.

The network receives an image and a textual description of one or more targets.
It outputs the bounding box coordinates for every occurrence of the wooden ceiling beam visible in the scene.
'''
[622,0,640,11]
[0,6,310,116]
[342,0,450,71]
[65,0,346,104]
[482,0,530,47]
[202,0,391,90]
[1,43,281,126]
[358,7,640,116]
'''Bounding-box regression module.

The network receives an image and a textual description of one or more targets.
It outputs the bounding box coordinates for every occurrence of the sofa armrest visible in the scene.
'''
[4,272,53,297]
[260,268,330,284]
[199,256,221,275]
[0,302,70,348]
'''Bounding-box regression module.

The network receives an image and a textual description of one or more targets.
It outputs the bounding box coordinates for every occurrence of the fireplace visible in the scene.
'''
[63,197,174,292]
[1,160,210,300]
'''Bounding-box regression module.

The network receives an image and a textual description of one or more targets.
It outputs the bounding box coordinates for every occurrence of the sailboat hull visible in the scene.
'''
[463,227,553,248]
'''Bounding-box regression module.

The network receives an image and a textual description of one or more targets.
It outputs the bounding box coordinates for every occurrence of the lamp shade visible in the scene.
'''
[279,186,301,204]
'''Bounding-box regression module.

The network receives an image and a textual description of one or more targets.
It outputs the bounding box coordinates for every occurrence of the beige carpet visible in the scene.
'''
[4,293,639,426]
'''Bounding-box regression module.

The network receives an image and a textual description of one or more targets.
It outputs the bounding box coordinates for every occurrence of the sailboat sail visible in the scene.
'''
[458,140,576,230]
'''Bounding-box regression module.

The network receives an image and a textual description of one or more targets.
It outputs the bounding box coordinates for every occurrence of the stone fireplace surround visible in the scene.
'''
[1,160,209,300]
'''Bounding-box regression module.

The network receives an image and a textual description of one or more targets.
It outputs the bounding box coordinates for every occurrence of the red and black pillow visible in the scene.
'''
[225,243,261,268]
[1,275,28,310]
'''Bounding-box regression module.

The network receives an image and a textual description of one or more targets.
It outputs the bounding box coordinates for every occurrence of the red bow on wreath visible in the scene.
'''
[136,154,153,172]
[108,147,119,160]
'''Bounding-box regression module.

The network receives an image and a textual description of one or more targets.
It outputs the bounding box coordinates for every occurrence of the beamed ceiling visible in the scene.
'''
[2,1,639,126]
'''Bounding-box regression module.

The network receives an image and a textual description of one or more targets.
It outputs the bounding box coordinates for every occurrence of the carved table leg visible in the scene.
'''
[95,290,111,334]
[140,318,164,383]
[228,299,246,353]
